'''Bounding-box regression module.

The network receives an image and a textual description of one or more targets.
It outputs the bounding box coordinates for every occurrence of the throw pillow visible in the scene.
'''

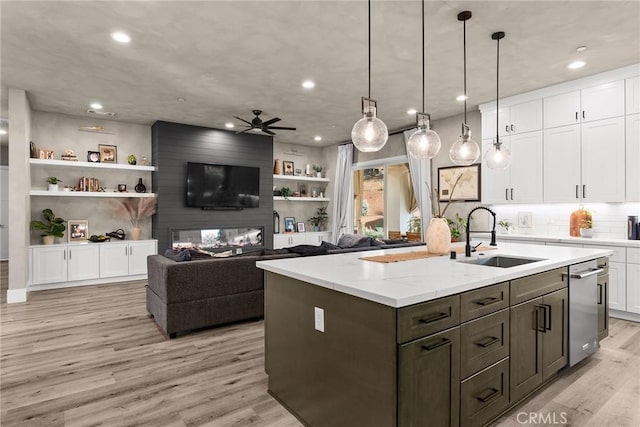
[320,241,340,250]
[287,244,329,256]
[164,248,192,262]
[337,233,372,248]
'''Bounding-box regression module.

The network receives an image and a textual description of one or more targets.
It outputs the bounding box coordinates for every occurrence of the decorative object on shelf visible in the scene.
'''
[437,164,480,202]
[39,149,54,159]
[297,222,306,232]
[68,219,89,242]
[127,154,137,165]
[283,160,294,175]
[47,176,61,191]
[78,176,100,192]
[88,234,110,242]
[284,217,296,233]
[406,216,422,243]
[485,30,511,170]
[579,209,593,238]
[305,164,312,176]
[298,183,307,196]
[407,0,441,160]
[498,220,513,234]
[87,151,100,163]
[140,156,149,166]
[351,0,388,153]
[106,229,126,240]
[98,144,117,163]
[312,164,323,178]
[30,141,38,158]
[110,196,157,241]
[311,187,318,198]
[449,11,480,166]
[61,149,78,161]
[30,208,66,245]
[279,187,292,199]
[308,206,328,232]
[118,184,127,192]
[135,178,147,193]
[273,210,280,234]
[518,211,533,229]
[273,158,281,175]
[294,168,302,176]
[447,213,468,242]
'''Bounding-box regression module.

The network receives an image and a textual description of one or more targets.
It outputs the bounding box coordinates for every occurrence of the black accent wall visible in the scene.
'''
[151,121,273,251]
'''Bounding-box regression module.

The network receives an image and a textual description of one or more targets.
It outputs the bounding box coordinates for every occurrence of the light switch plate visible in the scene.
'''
[314,307,325,332]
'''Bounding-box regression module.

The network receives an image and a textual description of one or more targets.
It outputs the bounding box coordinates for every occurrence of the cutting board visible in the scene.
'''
[361,246,497,263]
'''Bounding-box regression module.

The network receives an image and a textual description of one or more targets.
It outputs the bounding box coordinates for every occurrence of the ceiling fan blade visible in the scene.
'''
[235,127,254,134]
[233,116,253,125]
[262,129,276,136]
[261,117,281,126]
[267,126,297,131]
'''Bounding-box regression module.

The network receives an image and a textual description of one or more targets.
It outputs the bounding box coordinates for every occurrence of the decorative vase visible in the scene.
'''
[273,159,281,175]
[314,225,320,232]
[426,218,451,255]
[48,183,59,191]
[131,227,142,241]
[316,172,322,178]
[580,228,593,238]
[135,178,146,193]
[42,235,55,245]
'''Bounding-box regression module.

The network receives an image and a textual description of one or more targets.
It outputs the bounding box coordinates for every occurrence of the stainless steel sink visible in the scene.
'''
[461,255,546,268]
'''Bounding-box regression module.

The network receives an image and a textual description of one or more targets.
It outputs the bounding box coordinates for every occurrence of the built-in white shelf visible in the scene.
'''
[30,158,156,172]
[30,190,156,198]
[273,196,329,202]
[273,174,329,183]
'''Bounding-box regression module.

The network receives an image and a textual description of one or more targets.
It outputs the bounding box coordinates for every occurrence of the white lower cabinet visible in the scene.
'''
[609,261,627,311]
[100,243,130,278]
[31,246,68,285]
[626,248,640,314]
[273,232,332,249]
[67,245,100,281]
[129,241,157,275]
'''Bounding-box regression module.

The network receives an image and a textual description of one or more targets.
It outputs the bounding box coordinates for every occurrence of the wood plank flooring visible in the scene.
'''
[1,260,639,426]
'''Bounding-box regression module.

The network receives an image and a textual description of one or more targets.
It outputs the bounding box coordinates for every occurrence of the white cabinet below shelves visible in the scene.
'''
[273,232,332,249]
[31,246,68,285]
[100,243,130,278]
[129,241,157,275]
[67,245,100,281]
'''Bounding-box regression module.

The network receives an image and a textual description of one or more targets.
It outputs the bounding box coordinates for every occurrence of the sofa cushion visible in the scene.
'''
[337,233,377,248]
[164,248,192,262]
[287,244,329,256]
[320,240,340,250]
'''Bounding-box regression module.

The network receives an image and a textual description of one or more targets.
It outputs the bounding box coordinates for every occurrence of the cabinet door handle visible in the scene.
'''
[510,124,515,132]
[575,111,579,121]
[418,312,449,324]
[543,303,552,331]
[63,250,66,260]
[582,110,585,120]
[475,387,500,403]
[576,185,579,199]
[125,247,128,256]
[536,305,547,333]
[583,185,586,199]
[475,336,500,348]
[597,283,603,305]
[505,125,510,133]
[69,250,72,260]
[510,188,514,200]
[505,188,509,201]
[421,337,451,352]
[473,296,500,306]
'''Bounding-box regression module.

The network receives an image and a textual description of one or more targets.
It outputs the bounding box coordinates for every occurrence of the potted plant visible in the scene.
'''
[280,187,292,200]
[111,197,157,240]
[47,176,62,191]
[308,206,329,232]
[30,208,66,244]
[406,216,421,242]
[580,210,593,238]
[127,154,137,165]
[446,213,468,242]
[498,220,513,234]
[312,165,323,178]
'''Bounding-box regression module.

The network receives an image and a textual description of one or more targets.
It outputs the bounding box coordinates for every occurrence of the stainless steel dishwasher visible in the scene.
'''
[568,260,603,366]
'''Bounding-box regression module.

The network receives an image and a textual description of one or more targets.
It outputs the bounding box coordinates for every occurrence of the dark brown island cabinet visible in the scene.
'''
[264,262,590,427]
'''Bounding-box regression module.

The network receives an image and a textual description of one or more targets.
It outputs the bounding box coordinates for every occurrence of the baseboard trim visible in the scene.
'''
[7,288,28,303]
[610,309,640,323]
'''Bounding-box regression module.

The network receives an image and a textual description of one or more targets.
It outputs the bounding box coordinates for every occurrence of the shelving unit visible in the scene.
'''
[273,196,329,202]
[30,190,156,198]
[273,174,329,183]
[30,158,157,171]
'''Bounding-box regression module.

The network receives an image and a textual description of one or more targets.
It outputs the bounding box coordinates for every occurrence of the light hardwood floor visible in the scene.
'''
[1,261,639,426]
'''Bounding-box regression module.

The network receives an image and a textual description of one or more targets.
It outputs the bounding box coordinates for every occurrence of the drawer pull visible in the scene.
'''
[421,338,451,352]
[475,336,500,348]
[597,283,603,305]
[475,387,500,403]
[473,296,500,306]
[418,312,449,324]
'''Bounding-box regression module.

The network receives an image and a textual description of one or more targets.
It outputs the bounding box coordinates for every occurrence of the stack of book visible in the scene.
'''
[78,177,100,192]
[61,153,78,161]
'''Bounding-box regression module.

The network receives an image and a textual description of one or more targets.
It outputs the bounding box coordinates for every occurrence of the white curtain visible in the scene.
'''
[330,144,354,243]
[403,130,432,241]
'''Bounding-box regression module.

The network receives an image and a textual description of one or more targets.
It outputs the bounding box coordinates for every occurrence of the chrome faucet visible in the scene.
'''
[465,206,497,257]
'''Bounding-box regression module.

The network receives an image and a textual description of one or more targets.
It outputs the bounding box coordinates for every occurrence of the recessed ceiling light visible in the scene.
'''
[568,61,586,70]
[407,109,417,115]
[0,129,6,135]
[314,136,322,141]
[90,102,103,110]
[111,31,131,43]
[302,80,315,89]
[177,97,186,102]
[576,46,588,52]
[456,95,467,101]
[225,123,234,129]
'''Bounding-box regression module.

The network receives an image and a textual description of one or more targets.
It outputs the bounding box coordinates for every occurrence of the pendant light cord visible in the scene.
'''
[463,18,467,124]
[421,0,425,112]
[368,0,371,99]
[495,35,499,146]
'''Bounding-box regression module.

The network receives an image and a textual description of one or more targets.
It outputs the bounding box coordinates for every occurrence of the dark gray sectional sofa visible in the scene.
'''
[146,239,424,338]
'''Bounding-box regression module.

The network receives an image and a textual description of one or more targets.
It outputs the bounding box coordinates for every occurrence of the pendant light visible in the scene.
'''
[449,11,480,166]
[485,31,511,169]
[407,0,441,159]
[351,0,389,152]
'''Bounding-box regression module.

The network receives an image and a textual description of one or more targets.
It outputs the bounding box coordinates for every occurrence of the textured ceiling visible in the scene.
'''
[2,0,639,147]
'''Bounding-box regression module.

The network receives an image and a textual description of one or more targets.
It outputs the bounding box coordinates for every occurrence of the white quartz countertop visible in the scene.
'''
[256,242,612,308]
[489,233,640,248]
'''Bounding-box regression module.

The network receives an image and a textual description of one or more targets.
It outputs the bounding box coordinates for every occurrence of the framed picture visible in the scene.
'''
[98,144,117,163]
[518,212,533,228]
[284,217,296,233]
[294,168,302,176]
[438,164,481,202]
[298,183,307,196]
[283,161,294,176]
[297,222,306,232]
[68,220,89,242]
[87,151,101,163]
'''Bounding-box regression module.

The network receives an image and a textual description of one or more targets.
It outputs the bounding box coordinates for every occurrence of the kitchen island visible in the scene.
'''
[256,242,612,427]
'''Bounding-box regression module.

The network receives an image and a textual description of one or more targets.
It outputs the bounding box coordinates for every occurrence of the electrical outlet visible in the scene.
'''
[314,307,324,332]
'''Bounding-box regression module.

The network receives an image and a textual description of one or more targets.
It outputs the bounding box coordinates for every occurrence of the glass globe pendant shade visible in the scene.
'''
[351,102,389,152]
[485,141,511,170]
[449,125,480,165]
[407,113,441,159]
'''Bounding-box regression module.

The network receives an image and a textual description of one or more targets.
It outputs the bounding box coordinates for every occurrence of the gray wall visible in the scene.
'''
[152,121,273,251]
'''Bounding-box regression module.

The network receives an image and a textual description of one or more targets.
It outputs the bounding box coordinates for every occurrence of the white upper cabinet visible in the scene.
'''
[481,99,542,139]
[626,114,640,201]
[627,77,640,115]
[581,117,626,202]
[581,80,625,123]
[481,139,511,204]
[543,125,581,203]
[544,90,581,129]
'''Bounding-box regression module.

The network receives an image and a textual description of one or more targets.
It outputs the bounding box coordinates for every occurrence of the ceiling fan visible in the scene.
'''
[234,110,296,136]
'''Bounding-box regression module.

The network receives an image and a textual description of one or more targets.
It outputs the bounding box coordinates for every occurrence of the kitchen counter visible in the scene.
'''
[257,241,612,307]
[490,232,640,248]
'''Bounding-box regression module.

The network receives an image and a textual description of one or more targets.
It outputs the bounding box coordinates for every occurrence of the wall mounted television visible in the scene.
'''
[186,162,260,209]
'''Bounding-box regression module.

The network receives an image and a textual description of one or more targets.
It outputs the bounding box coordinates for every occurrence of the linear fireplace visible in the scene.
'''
[171,226,264,254]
